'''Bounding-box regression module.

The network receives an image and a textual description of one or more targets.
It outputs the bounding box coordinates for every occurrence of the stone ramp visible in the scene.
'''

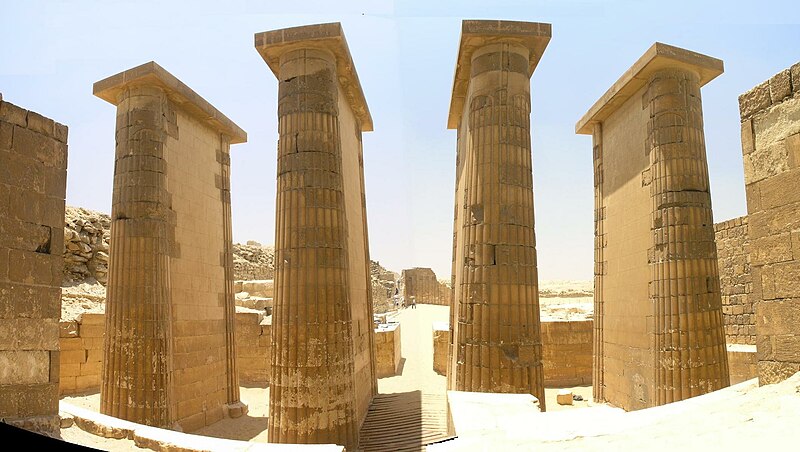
[358,391,453,451]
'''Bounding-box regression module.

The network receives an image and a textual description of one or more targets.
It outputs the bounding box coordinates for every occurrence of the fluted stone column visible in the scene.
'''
[255,23,376,449]
[447,20,551,409]
[95,62,248,430]
[645,68,729,404]
[577,43,729,410]
[271,46,358,446]
[101,84,175,426]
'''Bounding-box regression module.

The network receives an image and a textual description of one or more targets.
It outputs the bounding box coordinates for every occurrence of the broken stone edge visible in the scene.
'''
[576,42,724,135]
[93,61,248,144]
[59,401,344,451]
[254,22,373,132]
[447,20,552,130]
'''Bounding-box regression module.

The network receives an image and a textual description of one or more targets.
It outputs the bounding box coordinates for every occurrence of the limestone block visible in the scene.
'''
[739,81,772,120]
[769,69,792,103]
[556,390,573,406]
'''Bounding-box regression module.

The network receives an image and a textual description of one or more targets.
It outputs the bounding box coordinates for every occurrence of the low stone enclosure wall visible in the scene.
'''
[58,311,273,394]
[375,323,402,378]
[433,320,593,388]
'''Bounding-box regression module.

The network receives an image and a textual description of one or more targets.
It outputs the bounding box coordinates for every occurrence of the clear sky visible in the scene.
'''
[1,1,798,281]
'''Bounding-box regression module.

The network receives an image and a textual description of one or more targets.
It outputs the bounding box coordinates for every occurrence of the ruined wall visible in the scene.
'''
[0,96,67,434]
[63,207,110,284]
[739,62,800,384]
[541,320,592,388]
[59,314,104,395]
[233,243,274,280]
[235,311,271,385]
[375,323,401,378]
[402,268,445,305]
[714,217,755,345]
[433,322,449,376]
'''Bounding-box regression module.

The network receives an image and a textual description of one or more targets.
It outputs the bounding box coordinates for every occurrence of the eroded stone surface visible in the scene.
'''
[0,96,66,436]
[739,61,800,385]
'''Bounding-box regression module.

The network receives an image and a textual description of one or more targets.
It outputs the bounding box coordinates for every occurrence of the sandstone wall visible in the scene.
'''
[0,96,67,434]
[59,314,104,395]
[541,320,592,388]
[235,311,271,385]
[432,322,449,376]
[375,323,401,378]
[739,61,800,384]
[401,268,446,305]
[714,217,755,345]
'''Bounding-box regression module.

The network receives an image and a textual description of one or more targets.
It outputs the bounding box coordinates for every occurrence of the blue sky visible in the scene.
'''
[1,1,798,280]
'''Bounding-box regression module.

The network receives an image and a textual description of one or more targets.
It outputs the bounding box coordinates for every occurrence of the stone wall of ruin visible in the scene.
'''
[402,268,445,305]
[541,320,592,388]
[235,311,271,385]
[63,207,110,285]
[375,323,401,378]
[714,216,755,345]
[739,61,800,384]
[59,314,104,395]
[0,96,67,434]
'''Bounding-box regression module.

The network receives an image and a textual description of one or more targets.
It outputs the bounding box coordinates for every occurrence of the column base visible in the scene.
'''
[224,401,248,419]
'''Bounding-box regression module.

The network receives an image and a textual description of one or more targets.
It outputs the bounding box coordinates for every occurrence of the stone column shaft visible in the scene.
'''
[449,32,547,409]
[268,48,358,447]
[219,136,242,410]
[645,68,730,404]
[101,85,175,427]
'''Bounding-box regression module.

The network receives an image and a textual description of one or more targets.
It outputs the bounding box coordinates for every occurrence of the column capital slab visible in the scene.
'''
[447,20,552,129]
[255,22,373,132]
[93,61,247,144]
[576,42,723,135]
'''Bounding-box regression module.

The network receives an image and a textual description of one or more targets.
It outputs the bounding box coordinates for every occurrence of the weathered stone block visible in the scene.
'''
[0,101,27,127]
[26,111,55,137]
[0,318,59,350]
[769,69,792,103]
[739,81,771,119]
[741,119,755,155]
[0,351,51,384]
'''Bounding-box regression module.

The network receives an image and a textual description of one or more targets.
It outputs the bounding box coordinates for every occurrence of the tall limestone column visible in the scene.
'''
[94,62,248,430]
[645,67,729,405]
[255,23,376,448]
[576,43,729,410]
[447,20,551,409]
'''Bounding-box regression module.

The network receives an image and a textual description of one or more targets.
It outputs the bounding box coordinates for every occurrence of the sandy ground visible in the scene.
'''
[58,424,146,451]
